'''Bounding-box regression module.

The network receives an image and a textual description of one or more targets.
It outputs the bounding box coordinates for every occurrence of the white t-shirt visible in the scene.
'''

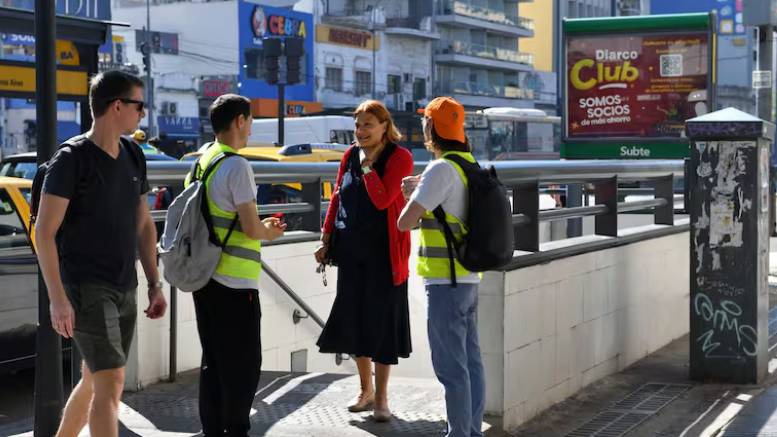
[410,159,480,285]
[207,155,260,290]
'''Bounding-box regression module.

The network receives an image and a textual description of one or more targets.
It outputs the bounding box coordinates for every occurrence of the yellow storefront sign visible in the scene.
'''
[0,64,88,96]
[56,40,80,66]
[316,24,378,50]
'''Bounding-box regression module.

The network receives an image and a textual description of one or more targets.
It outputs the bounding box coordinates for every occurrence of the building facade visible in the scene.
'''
[432,0,536,109]
[650,0,756,115]
[113,0,319,151]
[299,0,438,114]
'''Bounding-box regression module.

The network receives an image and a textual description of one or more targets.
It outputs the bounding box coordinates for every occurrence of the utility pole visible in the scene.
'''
[430,0,436,100]
[371,24,376,100]
[33,0,65,434]
[146,0,155,137]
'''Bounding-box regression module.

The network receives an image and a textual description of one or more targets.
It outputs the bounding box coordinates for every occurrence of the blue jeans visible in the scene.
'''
[427,283,485,437]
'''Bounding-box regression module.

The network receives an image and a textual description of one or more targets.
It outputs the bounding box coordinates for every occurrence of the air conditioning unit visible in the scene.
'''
[161,101,178,116]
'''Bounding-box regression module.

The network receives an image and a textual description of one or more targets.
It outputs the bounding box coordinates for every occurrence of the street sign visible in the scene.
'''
[753,70,772,89]
[0,63,87,97]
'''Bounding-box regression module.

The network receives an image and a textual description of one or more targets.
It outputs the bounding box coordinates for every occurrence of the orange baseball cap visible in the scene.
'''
[418,96,466,143]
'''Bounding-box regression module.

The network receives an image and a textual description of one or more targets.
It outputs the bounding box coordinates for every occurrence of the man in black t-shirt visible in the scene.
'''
[36,70,167,437]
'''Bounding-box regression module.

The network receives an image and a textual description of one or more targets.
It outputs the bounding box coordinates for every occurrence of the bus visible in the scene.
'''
[465,107,561,161]
[249,115,355,146]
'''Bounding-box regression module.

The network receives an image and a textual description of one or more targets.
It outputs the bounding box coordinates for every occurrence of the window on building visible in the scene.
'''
[326,67,343,91]
[245,48,265,80]
[413,78,427,100]
[387,74,402,94]
[355,71,372,96]
[567,0,577,17]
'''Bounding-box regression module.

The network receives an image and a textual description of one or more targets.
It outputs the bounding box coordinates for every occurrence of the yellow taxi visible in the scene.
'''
[180,143,344,163]
[0,176,61,371]
[0,176,33,250]
[181,143,344,201]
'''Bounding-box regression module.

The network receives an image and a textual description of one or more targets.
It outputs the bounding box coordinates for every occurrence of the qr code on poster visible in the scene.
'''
[660,54,683,77]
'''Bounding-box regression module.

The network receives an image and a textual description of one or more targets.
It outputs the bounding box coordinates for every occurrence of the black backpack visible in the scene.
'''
[432,154,514,286]
[30,135,142,224]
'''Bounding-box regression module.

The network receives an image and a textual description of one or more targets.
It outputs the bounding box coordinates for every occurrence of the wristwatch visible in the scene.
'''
[148,280,163,289]
[361,165,373,175]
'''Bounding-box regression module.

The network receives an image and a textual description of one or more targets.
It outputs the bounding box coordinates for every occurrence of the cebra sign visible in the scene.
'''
[620,146,651,157]
[569,49,640,91]
[251,5,307,43]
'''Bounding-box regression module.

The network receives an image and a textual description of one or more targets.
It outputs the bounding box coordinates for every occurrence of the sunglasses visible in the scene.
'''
[109,97,146,112]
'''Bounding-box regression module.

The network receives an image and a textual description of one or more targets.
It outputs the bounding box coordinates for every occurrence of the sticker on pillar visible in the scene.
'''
[714,142,745,196]
[710,198,743,248]
[697,162,712,178]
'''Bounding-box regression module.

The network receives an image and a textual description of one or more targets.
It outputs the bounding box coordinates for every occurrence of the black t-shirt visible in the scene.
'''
[42,135,150,290]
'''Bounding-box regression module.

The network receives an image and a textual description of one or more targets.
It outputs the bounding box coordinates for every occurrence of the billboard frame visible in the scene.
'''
[561,12,717,159]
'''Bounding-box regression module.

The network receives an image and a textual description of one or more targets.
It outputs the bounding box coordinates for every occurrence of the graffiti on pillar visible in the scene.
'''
[694,293,757,358]
[690,139,759,361]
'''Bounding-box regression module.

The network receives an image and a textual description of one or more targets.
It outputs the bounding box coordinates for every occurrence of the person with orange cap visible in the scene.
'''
[397,96,485,437]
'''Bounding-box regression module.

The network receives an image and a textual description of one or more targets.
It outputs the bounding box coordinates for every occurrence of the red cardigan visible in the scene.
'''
[322,144,413,286]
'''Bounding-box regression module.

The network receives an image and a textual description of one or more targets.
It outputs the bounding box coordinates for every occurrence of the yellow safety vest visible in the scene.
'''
[417,151,474,279]
[185,142,262,282]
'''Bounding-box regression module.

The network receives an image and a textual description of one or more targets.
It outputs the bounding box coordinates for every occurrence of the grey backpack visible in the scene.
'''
[158,152,239,292]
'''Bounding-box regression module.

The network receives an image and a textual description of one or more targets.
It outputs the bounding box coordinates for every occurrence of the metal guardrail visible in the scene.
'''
[146,160,684,229]
[146,159,684,186]
[149,159,684,369]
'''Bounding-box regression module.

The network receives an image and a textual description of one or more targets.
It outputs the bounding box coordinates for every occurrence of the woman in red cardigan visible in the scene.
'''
[315,100,413,422]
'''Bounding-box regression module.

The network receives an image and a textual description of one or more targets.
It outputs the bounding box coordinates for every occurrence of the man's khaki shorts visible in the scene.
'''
[65,282,137,372]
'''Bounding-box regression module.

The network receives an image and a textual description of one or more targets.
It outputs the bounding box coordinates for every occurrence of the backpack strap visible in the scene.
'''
[432,206,458,288]
[190,142,215,182]
[431,155,477,288]
[198,152,243,249]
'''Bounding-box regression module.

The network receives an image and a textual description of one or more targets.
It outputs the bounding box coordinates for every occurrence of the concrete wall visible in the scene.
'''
[126,234,438,390]
[126,224,690,436]
[479,227,690,430]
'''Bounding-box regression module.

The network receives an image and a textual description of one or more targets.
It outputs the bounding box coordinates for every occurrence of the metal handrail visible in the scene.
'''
[261,262,326,329]
[539,205,609,221]
[146,159,685,186]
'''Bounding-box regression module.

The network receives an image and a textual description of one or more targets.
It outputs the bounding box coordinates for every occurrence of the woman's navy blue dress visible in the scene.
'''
[316,144,412,365]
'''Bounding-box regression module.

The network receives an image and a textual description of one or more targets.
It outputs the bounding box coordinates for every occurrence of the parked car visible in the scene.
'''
[0,176,72,371]
[0,152,37,180]
[180,144,344,163]
[0,150,176,211]
[181,145,343,229]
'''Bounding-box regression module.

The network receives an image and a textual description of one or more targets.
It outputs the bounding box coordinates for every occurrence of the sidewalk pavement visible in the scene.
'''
[0,369,508,437]
[512,335,777,437]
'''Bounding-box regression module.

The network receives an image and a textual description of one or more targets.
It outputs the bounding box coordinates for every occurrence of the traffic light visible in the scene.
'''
[140,42,150,73]
[24,120,36,150]
[262,38,282,85]
[284,38,304,85]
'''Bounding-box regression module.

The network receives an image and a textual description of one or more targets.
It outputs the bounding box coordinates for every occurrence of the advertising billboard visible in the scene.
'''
[562,13,715,159]
[567,33,708,139]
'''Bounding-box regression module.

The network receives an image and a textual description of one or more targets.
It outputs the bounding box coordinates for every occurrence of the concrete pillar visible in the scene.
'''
[686,108,775,383]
